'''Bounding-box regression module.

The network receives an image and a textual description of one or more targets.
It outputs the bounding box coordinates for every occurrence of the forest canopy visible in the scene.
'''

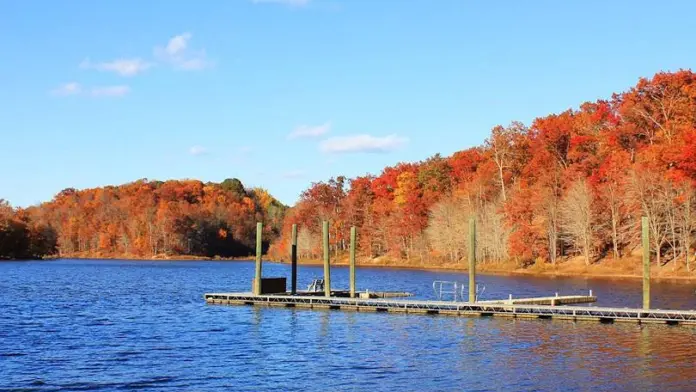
[269,70,696,273]
[0,178,286,259]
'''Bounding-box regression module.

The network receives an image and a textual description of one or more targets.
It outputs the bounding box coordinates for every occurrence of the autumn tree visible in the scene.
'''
[477,200,509,263]
[485,122,528,201]
[619,71,696,146]
[426,195,468,262]
[593,152,632,259]
[674,181,696,271]
[630,167,670,268]
[560,179,595,265]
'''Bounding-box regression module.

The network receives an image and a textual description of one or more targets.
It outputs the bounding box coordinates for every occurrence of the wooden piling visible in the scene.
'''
[291,224,298,295]
[469,218,476,303]
[642,216,650,310]
[254,222,263,295]
[350,226,356,298]
[323,221,331,297]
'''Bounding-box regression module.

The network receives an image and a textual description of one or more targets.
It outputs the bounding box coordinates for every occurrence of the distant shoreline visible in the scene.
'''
[10,254,696,283]
[265,258,696,283]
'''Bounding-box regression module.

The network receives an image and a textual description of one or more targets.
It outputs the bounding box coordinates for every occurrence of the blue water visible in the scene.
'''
[1,259,696,391]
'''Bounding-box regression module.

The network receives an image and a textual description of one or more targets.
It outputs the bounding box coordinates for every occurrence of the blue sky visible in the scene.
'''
[1,0,695,207]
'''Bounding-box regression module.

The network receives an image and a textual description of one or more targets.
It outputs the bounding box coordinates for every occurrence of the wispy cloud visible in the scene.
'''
[50,83,130,98]
[252,0,310,6]
[320,134,409,154]
[154,33,212,71]
[189,145,208,156]
[282,170,306,179]
[55,32,212,100]
[80,58,153,77]
[90,85,130,98]
[287,122,331,139]
[50,82,82,96]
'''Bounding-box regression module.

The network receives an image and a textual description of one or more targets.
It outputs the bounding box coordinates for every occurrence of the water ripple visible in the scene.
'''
[1,259,695,391]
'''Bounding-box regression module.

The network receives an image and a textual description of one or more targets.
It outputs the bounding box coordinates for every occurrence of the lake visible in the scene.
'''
[1,259,696,391]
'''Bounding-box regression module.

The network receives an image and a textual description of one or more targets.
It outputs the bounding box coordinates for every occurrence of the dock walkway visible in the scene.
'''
[204,292,696,326]
[479,294,596,306]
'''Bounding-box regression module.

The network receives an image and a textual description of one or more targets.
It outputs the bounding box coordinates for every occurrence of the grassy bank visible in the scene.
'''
[275,254,696,283]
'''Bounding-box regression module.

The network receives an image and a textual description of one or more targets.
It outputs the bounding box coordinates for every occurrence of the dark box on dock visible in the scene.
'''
[254,277,287,294]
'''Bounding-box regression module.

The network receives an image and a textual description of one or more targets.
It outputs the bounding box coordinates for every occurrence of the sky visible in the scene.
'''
[1,0,696,207]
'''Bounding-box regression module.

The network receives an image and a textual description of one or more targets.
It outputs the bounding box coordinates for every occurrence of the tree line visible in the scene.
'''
[0,200,56,259]
[0,178,287,259]
[269,70,696,273]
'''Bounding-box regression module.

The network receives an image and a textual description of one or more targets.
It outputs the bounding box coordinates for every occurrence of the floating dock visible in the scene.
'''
[204,292,696,326]
[206,219,696,328]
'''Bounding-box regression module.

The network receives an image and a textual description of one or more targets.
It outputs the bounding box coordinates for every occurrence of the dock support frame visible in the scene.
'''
[323,221,331,297]
[291,224,298,295]
[254,222,263,295]
[642,216,650,310]
[350,226,356,298]
[469,218,476,303]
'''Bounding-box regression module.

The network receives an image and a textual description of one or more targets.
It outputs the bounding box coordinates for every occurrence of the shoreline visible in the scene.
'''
[15,254,696,283]
[267,259,696,283]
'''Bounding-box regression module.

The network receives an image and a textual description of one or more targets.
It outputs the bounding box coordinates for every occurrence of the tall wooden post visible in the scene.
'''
[291,224,298,295]
[469,218,476,303]
[323,221,331,297]
[350,226,357,298]
[642,216,650,310]
[254,222,263,295]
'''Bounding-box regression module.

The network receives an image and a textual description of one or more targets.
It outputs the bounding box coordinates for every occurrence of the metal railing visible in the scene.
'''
[432,281,485,302]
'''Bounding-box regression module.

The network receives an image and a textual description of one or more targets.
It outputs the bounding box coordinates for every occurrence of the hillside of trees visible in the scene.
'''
[0,178,287,259]
[269,70,696,275]
[0,200,57,259]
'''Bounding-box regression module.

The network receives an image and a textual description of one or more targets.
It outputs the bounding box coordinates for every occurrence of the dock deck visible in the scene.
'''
[204,292,696,326]
[479,294,596,306]
[290,290,413,299]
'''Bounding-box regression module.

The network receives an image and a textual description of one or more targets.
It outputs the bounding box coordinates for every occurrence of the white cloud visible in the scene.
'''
[154,33,212,71]
[287,122,331,139]
[50,82,82,96]
[282,170,306,179]
[80,58,152,77]
[252,0,310,6]
[90,85,131,97]
[165,33,191,56]
[189,145,207,156]
[320,134,409,154]
[50,83,130,98]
